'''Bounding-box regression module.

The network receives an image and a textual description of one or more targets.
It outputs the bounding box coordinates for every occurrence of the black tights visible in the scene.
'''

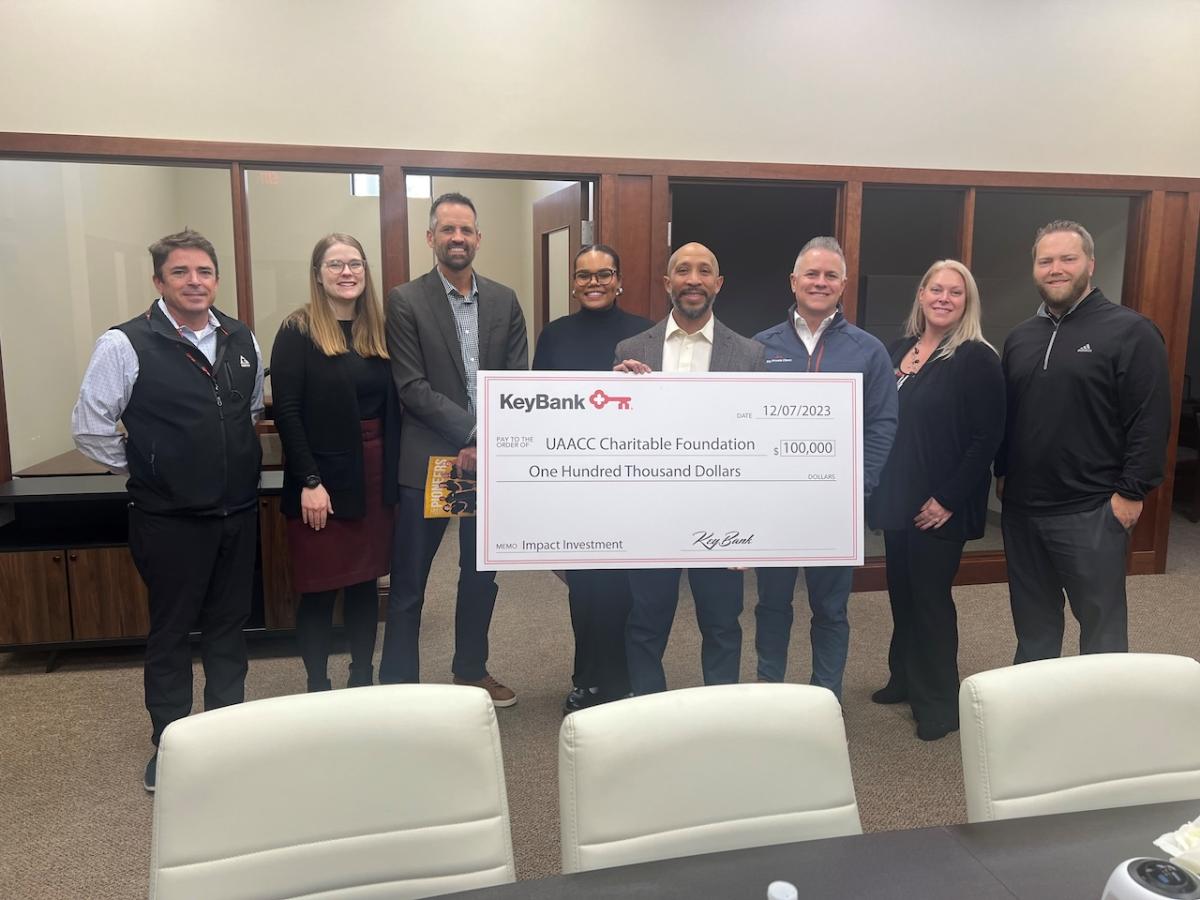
[295,579,379,690]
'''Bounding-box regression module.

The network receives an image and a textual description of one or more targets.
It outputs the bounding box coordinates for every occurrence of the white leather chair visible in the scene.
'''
[960,653,1200,823]
[558,683,861,873]
[149,684,515,900]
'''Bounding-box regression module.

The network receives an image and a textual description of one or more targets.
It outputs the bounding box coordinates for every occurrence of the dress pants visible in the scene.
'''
[379,486,498,683]
[626,567,743,694]
[1002,502,1130,663]
[566,569,633,700]
[128,506,257,745]
[754,565,853,699]
[882,529,966,726]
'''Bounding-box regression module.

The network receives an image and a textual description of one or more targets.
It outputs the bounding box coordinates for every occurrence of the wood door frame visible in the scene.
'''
[532,182,587,338]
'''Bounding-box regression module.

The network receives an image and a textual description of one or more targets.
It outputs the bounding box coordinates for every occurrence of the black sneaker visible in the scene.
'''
[144,754,157,793]
[563,686,601,715]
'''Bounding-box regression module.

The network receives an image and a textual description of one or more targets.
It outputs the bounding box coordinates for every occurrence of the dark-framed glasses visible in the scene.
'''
[573,268,617,285]
[322,259,365,273]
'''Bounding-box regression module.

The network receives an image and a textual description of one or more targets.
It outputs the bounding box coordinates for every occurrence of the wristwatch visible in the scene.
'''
[303,474,322,489]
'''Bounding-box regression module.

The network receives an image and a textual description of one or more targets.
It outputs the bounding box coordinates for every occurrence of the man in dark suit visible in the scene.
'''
[614,242,766,693]
[381,192,528,705]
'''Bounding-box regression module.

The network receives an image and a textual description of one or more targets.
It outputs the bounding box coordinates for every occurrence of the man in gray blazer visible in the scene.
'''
[614,242,766,693]
[381,192,528,706]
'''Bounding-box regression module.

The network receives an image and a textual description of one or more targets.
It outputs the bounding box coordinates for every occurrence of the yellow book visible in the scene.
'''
[424,456,476,518]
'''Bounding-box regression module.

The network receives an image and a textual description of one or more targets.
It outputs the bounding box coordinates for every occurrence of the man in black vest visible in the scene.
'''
[72,229,264,792]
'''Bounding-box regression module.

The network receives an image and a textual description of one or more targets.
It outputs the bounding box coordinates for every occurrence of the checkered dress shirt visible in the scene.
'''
[437,269,481,415]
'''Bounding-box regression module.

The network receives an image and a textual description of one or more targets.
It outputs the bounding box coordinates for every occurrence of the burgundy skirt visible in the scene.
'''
[287,418,394,594]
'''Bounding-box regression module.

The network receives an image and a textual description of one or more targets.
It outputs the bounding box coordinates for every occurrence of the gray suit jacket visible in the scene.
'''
[386,268,528,489]
[614,315,766,372]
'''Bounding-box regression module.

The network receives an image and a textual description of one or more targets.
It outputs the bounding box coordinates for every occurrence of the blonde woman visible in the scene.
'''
[270,233,399,691]
[866,259,1004,740]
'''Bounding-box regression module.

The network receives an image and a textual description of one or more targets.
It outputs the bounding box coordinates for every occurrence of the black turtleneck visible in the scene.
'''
[532,303,654,372]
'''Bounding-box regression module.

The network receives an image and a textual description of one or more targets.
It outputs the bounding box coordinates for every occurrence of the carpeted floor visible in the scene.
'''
[3,515,1199,898]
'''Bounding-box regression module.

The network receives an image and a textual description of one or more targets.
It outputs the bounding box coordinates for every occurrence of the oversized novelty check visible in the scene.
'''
[476,371,863,570]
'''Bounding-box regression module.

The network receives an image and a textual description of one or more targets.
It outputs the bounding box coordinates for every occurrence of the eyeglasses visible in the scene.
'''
[573,268,617,285]
[322,259,365,273]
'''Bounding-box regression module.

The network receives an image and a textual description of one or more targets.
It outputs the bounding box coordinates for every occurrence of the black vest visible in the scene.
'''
[117,303,262,515]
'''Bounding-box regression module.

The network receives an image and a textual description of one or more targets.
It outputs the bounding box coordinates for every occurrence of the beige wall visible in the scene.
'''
[1,1,1196,177]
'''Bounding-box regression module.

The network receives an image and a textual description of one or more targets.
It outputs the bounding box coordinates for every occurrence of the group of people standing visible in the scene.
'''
[70,193,1169,793]
[529,217,1168,746]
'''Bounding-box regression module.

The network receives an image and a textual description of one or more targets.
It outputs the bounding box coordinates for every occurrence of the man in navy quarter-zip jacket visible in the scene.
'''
[995,220,1169,663]
[72,230,264,794]
[752,236,897,700]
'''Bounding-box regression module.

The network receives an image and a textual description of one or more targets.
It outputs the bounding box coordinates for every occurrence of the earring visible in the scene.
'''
[616,287,624,295]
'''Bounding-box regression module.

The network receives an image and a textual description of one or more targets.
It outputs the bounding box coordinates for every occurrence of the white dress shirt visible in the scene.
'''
[662,312,715,373]
[71,299,265,473]
[792,308,837,355]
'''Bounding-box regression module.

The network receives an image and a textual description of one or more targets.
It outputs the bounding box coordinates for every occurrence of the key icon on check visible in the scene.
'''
[589,389,632,410]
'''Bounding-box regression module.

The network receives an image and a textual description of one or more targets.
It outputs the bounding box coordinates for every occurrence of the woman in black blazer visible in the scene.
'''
[271,233,400,691]
[866,259,1005,740]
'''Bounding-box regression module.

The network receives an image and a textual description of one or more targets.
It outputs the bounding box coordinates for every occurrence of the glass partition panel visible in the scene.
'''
[857,186,964,346]
[244,169,383,395]
[407,175,583,345]
[0,161,235,473]
[968,191,1132,552]
[972,191,1131,345]
[669,182,839,338]
[857,187,965,559]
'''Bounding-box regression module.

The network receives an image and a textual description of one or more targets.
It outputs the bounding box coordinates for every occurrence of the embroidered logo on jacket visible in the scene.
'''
[1076,344,1093,353]
[239,355,252,367]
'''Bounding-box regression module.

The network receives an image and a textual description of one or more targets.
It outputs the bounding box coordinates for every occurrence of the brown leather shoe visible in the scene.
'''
[453,674,517,708]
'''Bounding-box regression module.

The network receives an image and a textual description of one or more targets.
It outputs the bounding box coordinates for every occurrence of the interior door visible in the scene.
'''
[532,183,588,338]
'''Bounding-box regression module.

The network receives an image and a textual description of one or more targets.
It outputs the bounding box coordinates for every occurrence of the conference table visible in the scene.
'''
[447,799,1200,899]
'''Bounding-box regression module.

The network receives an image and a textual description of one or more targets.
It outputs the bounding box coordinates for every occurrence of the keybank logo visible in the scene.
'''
[498,389,633,412]
[499,393,586,412]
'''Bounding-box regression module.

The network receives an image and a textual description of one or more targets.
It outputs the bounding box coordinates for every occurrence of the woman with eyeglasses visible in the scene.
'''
[270,233,400,691]
[866,259,1004,740]
[532,244,652,713]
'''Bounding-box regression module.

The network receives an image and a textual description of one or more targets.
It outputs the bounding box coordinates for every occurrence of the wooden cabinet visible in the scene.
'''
[259,496,297,629]
[0,550,71,644]
[0,474,379,650]
[68,547,149,639]
[0,474,297,650]
[0,546,148,643]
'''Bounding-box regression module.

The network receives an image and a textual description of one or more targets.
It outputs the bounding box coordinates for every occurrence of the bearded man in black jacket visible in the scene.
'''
[995,219,1170,662]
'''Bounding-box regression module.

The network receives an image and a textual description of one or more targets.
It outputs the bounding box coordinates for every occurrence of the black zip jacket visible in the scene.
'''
[994,288,1170,515]
[117,303,262,516]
